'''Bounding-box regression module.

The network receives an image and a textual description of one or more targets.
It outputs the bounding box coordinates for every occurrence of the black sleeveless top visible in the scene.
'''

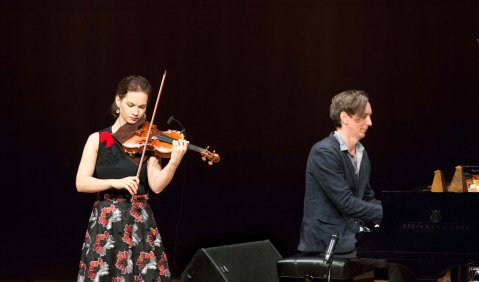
[95,127,150,196]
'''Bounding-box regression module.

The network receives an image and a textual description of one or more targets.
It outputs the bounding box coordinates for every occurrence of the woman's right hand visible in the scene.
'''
[112,176,139,195]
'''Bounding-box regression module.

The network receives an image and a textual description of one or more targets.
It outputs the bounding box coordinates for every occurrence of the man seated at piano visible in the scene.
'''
[297,90,416,282]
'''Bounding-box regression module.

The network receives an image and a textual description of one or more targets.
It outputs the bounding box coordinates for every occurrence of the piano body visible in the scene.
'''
[357,190,479,281]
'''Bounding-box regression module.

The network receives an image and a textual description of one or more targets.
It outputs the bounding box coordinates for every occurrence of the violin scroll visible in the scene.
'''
[201,146,220,165]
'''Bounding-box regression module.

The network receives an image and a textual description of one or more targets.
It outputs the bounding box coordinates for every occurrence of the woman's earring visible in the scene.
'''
[116,107,120,114]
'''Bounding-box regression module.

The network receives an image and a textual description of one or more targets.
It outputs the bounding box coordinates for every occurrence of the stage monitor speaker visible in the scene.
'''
[180,239,283,282]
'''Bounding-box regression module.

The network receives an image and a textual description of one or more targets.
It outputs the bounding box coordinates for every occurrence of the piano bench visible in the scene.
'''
[277,255,353,281]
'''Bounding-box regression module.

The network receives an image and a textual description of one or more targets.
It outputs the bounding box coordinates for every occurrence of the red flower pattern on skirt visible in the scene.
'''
[115,250,133,274]
[78,261,86,280]
[147,228,160,248]
[133,197,146,209]
[94,231,115,256]
[104,194,127,203]
[88,258,109,280]
[137,251,157,274]
[84,230,89,243]
[158,252,169,276]
[122,224,133,248]
[99,204,121,229]
[130,198,148,223]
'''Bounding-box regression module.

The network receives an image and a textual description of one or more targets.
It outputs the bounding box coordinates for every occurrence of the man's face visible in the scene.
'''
[344,102,372,140]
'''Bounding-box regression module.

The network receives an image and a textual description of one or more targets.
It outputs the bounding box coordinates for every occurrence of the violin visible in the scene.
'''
[122,121,220,165]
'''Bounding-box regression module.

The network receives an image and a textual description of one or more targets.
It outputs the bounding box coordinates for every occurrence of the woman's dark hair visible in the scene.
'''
[111,75,152,118]
[329,90,369,128]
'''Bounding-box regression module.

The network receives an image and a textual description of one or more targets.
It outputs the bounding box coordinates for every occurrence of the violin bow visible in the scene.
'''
[136,70,167,178]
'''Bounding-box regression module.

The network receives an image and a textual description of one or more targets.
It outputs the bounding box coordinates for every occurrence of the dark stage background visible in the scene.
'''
[1,0,478,280]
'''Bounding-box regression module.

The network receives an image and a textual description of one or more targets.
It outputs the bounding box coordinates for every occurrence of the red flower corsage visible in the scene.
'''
[99,132,115,148]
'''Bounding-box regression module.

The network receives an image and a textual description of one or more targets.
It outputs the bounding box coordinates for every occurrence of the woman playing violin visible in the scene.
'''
[75,75,188,281]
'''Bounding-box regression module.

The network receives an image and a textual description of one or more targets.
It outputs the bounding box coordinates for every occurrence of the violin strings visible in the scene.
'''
[157,134,204,153]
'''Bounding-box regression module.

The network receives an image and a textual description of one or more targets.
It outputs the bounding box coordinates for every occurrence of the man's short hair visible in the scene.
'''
[330,90,369,128]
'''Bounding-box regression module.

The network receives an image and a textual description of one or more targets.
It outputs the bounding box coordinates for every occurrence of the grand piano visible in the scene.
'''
[357,190,479,281]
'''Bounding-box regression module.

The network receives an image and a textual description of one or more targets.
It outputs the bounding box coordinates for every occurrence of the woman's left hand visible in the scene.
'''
[170,139,188,165]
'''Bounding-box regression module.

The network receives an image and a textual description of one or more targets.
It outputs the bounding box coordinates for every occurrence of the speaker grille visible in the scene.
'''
[181,240,283,282]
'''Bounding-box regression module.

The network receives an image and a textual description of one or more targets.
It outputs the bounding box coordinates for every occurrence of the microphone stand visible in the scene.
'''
[326,263,333,282]
[323,233,339,282]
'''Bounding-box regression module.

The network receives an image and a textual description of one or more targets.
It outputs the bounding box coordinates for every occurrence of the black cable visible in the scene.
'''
[171,143,188,274]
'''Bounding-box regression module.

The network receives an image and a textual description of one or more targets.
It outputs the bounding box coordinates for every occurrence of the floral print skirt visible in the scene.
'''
[77,194,171,282]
